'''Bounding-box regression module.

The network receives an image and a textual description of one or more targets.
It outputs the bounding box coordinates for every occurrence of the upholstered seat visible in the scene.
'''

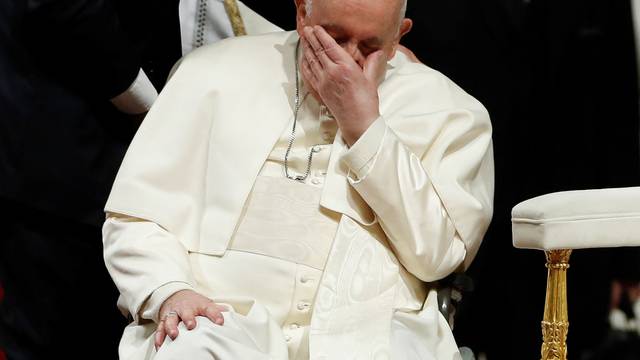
[513,187,640,251]
[512,187,640,360]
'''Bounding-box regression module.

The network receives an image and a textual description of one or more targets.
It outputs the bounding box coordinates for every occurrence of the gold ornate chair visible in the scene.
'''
[511,187,640,360]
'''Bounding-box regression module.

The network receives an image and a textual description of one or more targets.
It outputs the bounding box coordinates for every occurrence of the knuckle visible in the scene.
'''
[181,312,193,319]
[178,300,193,310]
[327,67,340,78]
[332,65,348,77]
[339,64,353,73]
[205,305,219,315]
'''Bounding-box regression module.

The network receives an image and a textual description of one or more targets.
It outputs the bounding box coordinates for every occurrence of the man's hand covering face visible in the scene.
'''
[300,26,387,147]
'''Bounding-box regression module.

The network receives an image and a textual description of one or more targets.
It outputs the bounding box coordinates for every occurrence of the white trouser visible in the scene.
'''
[154,304,290,360]
[152,302,458,360]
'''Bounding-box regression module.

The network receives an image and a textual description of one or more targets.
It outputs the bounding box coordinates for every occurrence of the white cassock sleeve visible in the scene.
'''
[102,53,216,322]
[340,69,494,282]
[103,214,196,323]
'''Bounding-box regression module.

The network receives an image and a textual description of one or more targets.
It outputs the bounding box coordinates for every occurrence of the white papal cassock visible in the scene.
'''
[102,30,494,360]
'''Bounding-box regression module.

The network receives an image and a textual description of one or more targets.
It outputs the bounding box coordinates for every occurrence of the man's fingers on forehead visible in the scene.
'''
[301,38,314,54]
[304,27,324,52]
[302,58,319,82]
[312,26,337,49]
[303,43,320,67]
[303,36,332,68]
[312,26,348,62]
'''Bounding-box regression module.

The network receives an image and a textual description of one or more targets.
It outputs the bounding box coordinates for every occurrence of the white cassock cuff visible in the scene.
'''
[340,117,387,182]
[110,69,158,115]
[142,281,195,323]
[103,214,197,323]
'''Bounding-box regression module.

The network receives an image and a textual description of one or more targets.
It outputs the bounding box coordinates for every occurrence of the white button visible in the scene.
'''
[312,145,322,153]
[300,276,310,284]
[297,302,309,311]
[311,178,321,185]
[285,334,292,342]
[290,323,300,330]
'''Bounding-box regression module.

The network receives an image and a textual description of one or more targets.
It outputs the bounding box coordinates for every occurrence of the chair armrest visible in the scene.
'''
[437,273,474,329]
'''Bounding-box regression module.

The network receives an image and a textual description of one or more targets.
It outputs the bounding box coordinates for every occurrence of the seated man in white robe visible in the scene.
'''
[102,0,494,359]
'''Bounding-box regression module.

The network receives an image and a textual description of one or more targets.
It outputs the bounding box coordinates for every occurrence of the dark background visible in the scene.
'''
[245,0,640,359]
[1,0,638,359]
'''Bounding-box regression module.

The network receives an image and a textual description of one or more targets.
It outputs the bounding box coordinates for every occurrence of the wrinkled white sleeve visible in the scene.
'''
[341,120,466,282]
[103,214,196,323]
[340,72,494,282]
[102,52,219,323]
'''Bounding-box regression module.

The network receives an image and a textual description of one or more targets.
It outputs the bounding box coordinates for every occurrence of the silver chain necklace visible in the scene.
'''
[284,40,321,182]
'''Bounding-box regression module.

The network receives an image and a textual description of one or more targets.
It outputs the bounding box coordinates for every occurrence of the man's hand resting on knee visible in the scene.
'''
[155,289,226,349]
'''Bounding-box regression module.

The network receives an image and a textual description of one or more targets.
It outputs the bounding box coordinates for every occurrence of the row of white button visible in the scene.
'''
[282,269,319,342]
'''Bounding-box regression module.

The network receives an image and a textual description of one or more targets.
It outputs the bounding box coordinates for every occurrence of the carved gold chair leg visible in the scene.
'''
[541,249,572,360]
[513,189,640,360]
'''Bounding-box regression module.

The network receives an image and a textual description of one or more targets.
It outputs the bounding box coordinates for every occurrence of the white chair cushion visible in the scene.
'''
[512,187,640,250]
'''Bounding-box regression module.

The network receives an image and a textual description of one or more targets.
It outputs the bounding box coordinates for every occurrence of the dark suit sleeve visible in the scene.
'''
[25,0,143,99]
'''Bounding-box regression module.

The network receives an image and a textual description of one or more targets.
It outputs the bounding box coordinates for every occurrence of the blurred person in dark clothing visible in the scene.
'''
[113,0,279,90]
[0,0,156,358]
[0,1,278,358]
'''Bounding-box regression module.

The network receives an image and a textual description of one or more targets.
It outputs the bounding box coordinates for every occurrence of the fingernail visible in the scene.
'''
[187,320,194,329]
[215,317,223,325]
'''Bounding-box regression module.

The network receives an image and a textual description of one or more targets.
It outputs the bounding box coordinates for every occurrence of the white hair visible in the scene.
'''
[306,0,407,21]
[400,0,407,18]
[305,0,313,15]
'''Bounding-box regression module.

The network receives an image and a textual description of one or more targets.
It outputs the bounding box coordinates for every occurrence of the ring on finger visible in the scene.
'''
[163,310,178,321]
